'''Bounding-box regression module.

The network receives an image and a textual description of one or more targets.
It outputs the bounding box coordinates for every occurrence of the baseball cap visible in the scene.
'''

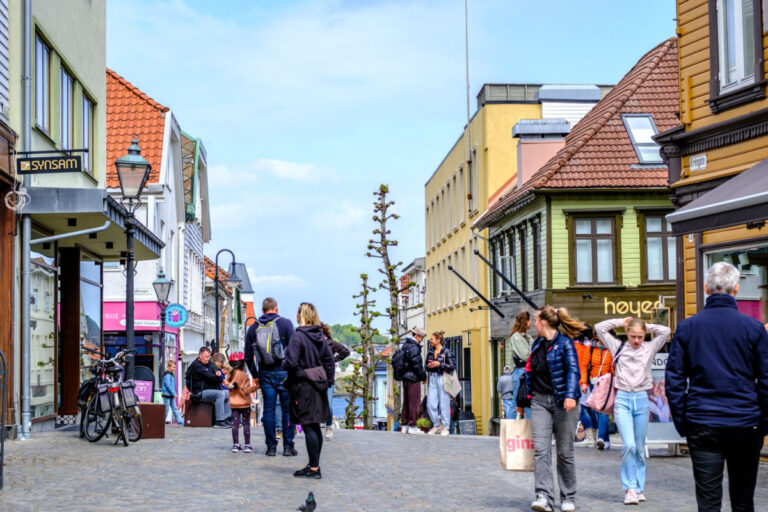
[409,326,427,338]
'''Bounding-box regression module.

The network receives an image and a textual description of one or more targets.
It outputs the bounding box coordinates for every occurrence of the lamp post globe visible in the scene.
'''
[153,269,172,378]
[115,138,151,202]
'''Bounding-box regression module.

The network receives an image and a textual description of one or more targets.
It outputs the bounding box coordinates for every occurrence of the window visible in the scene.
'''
[532,220,542,289]
[573,217,616,284]
[705,244,768,323]
[60,69,73,148]
[452,175,458,229]
[446,181,453,232]
[468,149,478,213]
[709,0,764,111]
[82,95,94,174]
[460,246,466,302]
[506,230,516,290]
[35,36,50,133]
[622,114,662,164]
[458,167,466,223]
[490,239,500,297]
[519,225,528,291]
[644,216,676,282]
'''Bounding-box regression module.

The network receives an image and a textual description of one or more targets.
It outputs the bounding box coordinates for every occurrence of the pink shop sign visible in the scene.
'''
[134,380,154,403]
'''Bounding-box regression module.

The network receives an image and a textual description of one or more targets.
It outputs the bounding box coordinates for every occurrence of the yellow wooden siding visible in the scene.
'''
[680,133,768,185]
[679,0,707,17]
[678,1,708,23]
[701,223,768,245]
[683,234,698,317]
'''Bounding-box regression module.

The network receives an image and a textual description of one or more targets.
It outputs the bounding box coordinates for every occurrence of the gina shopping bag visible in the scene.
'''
[499,418,534,472]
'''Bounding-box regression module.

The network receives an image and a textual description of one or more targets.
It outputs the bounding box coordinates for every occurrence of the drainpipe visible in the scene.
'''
[18,0,33,440]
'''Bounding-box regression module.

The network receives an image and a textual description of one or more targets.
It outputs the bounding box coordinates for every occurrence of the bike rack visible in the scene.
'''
[0,348,7,490]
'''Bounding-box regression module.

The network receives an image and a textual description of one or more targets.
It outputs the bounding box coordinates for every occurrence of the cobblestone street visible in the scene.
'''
[2,426,767,511]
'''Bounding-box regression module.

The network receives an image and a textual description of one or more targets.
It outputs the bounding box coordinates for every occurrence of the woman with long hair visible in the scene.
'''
[522,306,585,512]
[594,316,670,505]
[284,303,335,479]
[425,330,456,436]
[509,311,533,418]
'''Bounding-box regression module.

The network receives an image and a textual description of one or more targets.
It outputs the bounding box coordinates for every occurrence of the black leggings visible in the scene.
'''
[303,423,323,468]
[231,408,251,445]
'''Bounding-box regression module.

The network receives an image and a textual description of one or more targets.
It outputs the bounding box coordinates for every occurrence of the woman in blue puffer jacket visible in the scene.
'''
[519,306,584,512]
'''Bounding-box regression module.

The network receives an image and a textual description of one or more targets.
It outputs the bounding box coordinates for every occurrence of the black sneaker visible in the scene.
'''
[214,420,229,429]
[265,446,277,456]
[293,465,311,477]
[283,446,298,456]
[293,466,321,479]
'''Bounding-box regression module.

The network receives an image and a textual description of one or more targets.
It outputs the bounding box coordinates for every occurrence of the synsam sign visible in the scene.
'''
[17,155,81,174]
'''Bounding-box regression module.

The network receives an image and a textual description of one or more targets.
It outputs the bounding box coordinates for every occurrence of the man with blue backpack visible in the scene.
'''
[245,297,296,456]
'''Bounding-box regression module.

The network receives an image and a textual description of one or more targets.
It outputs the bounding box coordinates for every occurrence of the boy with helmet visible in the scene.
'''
[224,351,259,453]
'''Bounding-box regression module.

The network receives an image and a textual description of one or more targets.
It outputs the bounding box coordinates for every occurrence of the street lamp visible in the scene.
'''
[214,249,241,354]
[152,268,172,377]
[115,138,151,380]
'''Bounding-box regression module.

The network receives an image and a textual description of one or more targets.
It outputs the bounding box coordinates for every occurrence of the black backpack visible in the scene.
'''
[391,347,407,381]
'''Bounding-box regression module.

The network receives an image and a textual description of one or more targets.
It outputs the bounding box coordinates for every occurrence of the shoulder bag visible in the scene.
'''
[584,342,625,415]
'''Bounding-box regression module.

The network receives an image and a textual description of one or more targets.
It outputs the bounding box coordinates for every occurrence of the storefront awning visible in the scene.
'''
[666,158,768,234]
[23,187,163,260]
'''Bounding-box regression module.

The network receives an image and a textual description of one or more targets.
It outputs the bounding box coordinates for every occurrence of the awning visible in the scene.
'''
[23,187,163,260]
[666,158,768,234]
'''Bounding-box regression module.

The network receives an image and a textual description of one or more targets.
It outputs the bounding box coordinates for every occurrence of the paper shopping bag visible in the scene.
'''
[499,419,534,472]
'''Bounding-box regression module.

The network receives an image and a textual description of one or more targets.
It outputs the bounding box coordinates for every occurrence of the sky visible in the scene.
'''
[106,0,676,327]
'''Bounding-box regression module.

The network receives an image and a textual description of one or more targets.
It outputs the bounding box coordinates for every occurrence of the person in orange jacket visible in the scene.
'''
[575,327,613,450]
[224,352,259,453]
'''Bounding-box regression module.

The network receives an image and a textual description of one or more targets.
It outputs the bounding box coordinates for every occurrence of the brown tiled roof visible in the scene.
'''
[204,256,232,293]
[106,68,169,188]
[475,38,678,229]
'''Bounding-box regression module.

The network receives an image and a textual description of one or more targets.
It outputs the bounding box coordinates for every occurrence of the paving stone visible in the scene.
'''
[1,426,767,511]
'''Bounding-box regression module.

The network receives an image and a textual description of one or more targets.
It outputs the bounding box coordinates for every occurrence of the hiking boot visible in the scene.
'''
[265,446,277,456]
[325,425,334,440]
[243,445,254,453]
[561,500,576,511]
[283,446,298,456]
[530,493,553,512]
[427,426,441,435]
[624,489,639,505]
[276,429,283,440]
[231,444,242,453]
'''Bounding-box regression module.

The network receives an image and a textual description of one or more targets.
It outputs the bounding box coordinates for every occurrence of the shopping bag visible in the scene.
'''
[499,418,534,472]
[584,372,617,414]
[443,371,462,397]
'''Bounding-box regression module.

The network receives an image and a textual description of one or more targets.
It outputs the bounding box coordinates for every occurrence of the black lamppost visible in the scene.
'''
[214,249,240,354]
[115,138,151,380]
[152,268,172,377]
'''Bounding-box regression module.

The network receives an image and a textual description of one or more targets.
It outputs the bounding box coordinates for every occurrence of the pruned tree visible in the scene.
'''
[345,274,379,430]
[365,184,413,424]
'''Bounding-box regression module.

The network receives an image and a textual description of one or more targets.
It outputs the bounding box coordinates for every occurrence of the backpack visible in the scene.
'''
[391,347,407,381]
[253,318,285,367]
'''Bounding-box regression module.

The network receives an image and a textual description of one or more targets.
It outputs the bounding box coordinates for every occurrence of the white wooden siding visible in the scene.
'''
[541,101,597,127]
[0,0,9,118]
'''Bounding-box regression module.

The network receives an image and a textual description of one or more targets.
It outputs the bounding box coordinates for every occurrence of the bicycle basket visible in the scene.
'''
[97,383,111,413]
[120,380,138,409]
[77,378,96,408]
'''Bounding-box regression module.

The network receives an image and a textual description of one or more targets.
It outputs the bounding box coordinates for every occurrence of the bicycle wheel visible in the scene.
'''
[124,406,142,442]
[111,393,128,446]
[84,394,111,442]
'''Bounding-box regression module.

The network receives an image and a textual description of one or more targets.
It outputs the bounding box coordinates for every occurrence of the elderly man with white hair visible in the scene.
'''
[666,261,768,512]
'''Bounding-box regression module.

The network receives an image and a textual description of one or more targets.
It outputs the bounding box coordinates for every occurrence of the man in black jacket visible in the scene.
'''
[400,327,427,435]
[186,346,230,428]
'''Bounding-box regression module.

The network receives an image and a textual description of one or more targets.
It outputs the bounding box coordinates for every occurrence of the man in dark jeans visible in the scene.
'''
[399,327,427,434]
[666,262,768,512]
[245,297,295,456]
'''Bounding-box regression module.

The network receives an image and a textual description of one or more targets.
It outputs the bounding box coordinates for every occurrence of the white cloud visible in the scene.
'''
[252,159,337,183]
[310,200,367,230]
[246,269,309,290]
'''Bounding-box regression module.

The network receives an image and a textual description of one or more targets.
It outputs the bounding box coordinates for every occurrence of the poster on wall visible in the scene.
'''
[646,353,685,444]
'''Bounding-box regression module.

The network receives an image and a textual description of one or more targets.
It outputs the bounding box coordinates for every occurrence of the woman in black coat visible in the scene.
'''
[284,302,335,479]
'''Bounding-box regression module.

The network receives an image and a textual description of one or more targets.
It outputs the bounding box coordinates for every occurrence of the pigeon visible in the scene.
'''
[298,491,316,512]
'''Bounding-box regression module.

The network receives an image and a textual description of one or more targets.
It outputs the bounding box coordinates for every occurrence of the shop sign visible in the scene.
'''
[165,303,188,328]
[17,155,82,174]
[603,297,661,318]
[134,380,153,403]
[689,153,707,172]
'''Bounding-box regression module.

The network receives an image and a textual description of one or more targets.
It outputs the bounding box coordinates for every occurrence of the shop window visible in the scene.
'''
[30,248,57,419]
[572,217,617,285]
[643,215,676,282]
[79,257,102,386]
[706,245,768,323]
[35,35,50,134]
[622,114,662,164]
[60,68,74,149]
[708,0,765,111]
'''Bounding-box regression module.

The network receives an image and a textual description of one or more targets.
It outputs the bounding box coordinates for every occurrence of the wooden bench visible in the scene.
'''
[184,400,214,427]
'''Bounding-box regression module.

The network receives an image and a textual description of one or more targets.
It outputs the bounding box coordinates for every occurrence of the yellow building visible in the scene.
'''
[424,84,609,434]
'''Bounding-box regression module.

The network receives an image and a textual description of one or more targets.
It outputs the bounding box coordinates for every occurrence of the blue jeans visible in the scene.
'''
[326,384,335,426]
[427,374,451,430]
[614,390,650,493]
[502,399,516,419]
[511,367,530,418]
[260,370,294,448]
[163,397,184,425]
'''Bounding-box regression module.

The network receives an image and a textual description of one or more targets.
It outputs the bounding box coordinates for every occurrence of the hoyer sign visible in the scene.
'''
[603,297,661,317]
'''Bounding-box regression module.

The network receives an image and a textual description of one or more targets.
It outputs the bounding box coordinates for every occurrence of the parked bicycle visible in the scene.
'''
[78,347,142,445]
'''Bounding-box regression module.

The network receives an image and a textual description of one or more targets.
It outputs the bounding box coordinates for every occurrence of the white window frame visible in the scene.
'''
[622,114,663,165]
[35,36,50,133]
[717,0,756,93]
[60,68,73,149]
[82,94,93,174]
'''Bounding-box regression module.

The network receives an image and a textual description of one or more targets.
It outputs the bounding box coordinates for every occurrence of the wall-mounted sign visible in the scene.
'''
[689,153,707,172]
[165,303,188,328]
[17,155,82,174]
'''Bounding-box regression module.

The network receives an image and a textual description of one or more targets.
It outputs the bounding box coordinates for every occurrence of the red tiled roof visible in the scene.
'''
[475,38,678,229]
[204,256,232,293]
[106,68,169,188]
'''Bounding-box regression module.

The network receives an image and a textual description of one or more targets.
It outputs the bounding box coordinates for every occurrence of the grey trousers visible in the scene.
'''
[200,389,230,421]
[531,393,580,505]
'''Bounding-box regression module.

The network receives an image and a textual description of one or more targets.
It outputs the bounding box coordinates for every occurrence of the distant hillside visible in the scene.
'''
[329,323,388,346]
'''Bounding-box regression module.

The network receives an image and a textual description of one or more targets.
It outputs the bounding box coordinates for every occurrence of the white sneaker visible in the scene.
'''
[575,429,595,446]
[624,489,639,505]
[401,425,410,435]
[561,500,576,512]
[440,428,450,436]
[637,493,645,502]
[596,438,605,450]
[409,427,425,435]
[530,493,553,512]
[427,426,441,435]
[325,425,333,440]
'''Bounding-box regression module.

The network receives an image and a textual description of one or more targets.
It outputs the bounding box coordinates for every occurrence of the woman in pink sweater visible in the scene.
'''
[594,317,670,506]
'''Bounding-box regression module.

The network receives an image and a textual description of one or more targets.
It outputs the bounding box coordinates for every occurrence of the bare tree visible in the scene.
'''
[345,274,379,430]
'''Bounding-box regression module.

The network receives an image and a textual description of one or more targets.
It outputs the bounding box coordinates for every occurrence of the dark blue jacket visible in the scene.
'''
[525,331,580,404]
[244,313,295,375]
[665,294,768,436]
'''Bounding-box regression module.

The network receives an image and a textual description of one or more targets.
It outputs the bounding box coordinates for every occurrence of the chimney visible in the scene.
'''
[512,119,570,188]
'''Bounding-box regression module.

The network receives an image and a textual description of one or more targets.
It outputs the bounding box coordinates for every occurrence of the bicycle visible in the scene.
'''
[79,347,143,445]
